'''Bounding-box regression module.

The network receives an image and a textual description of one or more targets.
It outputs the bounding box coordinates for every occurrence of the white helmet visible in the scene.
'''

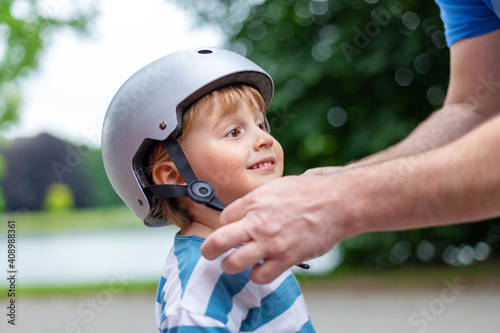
[101,47,274,226]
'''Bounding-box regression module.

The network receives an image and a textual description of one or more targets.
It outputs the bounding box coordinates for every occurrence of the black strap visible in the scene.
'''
[145,136,227,212]
[147,184,189,198]
[204,196,227,212]
[163,135,197,183]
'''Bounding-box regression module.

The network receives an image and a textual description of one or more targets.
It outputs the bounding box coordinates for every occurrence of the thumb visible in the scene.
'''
[220,195,247,226]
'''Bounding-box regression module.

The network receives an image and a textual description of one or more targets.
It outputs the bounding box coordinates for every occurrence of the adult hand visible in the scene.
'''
[201,174,358,284]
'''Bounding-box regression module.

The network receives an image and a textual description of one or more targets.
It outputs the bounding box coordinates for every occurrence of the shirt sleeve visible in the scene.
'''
[435,0,500,46]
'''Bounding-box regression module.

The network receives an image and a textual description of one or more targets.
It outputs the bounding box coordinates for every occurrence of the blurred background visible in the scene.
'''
[0,0,499,332]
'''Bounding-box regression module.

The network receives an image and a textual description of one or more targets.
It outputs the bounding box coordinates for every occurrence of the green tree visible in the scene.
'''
[0,0,95,215]
[43,182,74,212]
[81,147,123,207]
[0,0,95,132]
[170,0,499,269]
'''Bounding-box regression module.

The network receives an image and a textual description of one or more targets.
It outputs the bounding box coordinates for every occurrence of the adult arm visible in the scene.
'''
[201,30,500,284]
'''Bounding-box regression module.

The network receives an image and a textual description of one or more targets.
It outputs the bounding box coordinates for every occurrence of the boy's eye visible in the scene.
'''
[225,128,241,138]
[257,122,269,132]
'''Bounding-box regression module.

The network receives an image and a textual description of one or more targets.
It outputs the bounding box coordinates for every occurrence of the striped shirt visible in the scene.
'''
[155,234,316,332]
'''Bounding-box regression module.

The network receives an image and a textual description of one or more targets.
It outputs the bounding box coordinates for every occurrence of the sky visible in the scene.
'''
[3,0,224,147]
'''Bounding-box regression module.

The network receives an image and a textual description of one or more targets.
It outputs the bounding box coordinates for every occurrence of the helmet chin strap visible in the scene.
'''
[145,136,227,212]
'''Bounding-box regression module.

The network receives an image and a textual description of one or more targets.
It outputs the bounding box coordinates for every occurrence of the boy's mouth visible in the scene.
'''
[248,158,275,170]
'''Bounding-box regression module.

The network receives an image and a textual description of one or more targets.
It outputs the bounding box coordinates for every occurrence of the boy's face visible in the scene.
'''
[180,96,284,205]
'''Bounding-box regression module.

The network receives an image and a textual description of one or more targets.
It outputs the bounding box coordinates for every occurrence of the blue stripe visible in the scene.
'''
[173,235,204,297]
[157,275,168,324]
[156,275,167,303]
[205,270,251,324]
[240,274,302,331]
[161,326,230,333]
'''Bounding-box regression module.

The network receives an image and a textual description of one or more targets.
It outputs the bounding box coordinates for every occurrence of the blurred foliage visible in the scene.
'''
[0,0,96,132]
[169,0,499,269]
[0,133,122,211]
[81,146,124,207]
[0,0,95,215]
[43,182,74,212]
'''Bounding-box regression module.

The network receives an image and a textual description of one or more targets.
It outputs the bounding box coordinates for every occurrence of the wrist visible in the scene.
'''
[311,172,370,242]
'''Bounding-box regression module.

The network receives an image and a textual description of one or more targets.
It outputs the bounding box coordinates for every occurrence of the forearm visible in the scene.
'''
[340,113,500,236]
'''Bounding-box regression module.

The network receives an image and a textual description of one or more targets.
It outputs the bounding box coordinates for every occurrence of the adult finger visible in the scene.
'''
[249,258,292,285]
[220,240,267,275]
[201,219,250,260]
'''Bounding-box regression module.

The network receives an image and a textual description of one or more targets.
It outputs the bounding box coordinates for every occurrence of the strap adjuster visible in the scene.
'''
[187,180,215,204]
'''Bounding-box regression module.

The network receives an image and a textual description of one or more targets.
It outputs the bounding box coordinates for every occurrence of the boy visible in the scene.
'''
[101,47,315,332]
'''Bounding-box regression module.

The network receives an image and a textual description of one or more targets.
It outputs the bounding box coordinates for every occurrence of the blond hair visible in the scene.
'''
[147,84,266,227]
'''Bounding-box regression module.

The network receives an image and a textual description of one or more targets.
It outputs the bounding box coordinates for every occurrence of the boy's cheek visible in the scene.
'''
[197,160,244,188]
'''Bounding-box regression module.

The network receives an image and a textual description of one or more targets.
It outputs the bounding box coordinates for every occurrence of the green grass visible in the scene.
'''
[5,280,160,297]
[2,205,141,233]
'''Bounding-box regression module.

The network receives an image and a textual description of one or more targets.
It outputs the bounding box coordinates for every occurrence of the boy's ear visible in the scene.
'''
[152,161,186,186]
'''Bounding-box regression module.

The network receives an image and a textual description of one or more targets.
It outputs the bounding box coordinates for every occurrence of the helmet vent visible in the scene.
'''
[198,49,213,55]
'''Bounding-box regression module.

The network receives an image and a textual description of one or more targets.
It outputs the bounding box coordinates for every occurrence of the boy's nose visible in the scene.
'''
[254,130,274,150]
